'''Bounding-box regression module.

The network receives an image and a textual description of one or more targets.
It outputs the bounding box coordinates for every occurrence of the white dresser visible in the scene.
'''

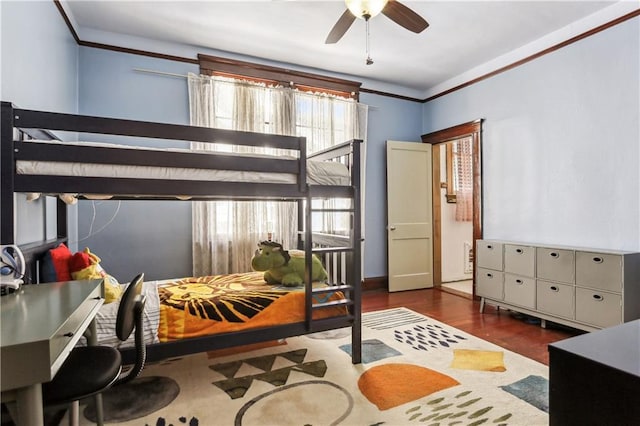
[476,240,640,332]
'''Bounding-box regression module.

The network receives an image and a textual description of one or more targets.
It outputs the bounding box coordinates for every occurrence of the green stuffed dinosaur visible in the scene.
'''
[251,240,328,287]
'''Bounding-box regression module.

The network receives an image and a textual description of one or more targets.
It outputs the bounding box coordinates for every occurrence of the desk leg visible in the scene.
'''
[15,384,43,426]
[86,319,98,346]
[86,319,105,425]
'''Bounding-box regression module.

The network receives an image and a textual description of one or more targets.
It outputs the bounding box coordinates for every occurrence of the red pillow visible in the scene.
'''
[49,243,73,281]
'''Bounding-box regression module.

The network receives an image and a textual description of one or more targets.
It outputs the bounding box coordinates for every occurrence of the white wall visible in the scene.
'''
[423,16,640,251]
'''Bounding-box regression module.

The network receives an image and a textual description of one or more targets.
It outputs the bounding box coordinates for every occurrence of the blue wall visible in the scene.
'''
[360,94,422,278]
[7,2,634,282]
[423,16,640,251]
[0,0,424,281]
[77,48,422,281]
[77,49,198,281]
[0,2,78,112]
[1,0,79,245]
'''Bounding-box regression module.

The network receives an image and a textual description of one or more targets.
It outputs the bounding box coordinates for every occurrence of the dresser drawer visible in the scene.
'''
[477,268,504,300]
[504,274,536,309]
[536,281,575,319]
[575,252,622,292]
[536,247,575,283]
[575,287,622,328]
[504,244,535,277]
[476,241,503,271]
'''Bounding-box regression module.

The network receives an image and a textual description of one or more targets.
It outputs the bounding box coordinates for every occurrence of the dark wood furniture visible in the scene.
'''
[549,320,640,425]
[0,101,362,364]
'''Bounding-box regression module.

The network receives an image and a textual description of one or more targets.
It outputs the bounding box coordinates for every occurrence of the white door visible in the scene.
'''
[386,141,433,292]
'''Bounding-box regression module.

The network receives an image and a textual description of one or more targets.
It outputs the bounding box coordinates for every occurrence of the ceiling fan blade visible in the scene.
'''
[325,9,356,44]
[382,0,429,34]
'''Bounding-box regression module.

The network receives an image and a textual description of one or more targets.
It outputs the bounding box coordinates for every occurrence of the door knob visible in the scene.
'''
[389,226,396,231]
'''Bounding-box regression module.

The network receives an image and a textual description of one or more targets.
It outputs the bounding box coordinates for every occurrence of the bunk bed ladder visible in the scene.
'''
[302,205,357,324]
[299,139,362,363]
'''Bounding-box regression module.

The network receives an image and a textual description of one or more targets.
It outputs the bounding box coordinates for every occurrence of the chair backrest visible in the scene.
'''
[116,273,144,341]
[113,273,147,386]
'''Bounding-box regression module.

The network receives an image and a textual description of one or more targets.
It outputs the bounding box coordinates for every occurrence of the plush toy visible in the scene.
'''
[251,241,328,287]
[69,248,122,303]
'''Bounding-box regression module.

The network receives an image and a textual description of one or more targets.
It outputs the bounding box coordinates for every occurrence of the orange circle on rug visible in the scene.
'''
[358,363,460,410]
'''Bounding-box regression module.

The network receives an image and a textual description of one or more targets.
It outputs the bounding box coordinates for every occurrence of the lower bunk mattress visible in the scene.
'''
[90,271,347,349]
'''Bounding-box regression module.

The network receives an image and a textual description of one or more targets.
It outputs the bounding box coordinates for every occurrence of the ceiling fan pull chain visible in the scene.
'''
[365,18,373,65]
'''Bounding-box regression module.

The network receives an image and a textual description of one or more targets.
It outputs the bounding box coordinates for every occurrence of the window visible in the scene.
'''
[444,137,473,206]
[443,137,473,220]
[189,57,366,275]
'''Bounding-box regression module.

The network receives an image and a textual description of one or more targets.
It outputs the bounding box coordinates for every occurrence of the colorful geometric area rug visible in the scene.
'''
[70,307,549,425]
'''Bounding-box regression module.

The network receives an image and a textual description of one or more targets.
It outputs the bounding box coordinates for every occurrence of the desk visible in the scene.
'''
[549,320,640,426]
[1,280,104,426]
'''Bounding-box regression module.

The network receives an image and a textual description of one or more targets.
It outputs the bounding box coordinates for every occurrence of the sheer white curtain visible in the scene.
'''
[188,73,367,275]
[295,91,368,234]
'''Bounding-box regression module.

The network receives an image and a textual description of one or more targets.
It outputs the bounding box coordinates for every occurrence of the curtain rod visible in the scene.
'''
[133,68,188,78]
[132,67,274,87]
[133,67,294,85]
[132,67,288,87]
[131,67,377,108]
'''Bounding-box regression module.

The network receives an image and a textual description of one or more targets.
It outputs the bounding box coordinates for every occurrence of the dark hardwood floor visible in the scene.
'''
[362,288,583,365]
[0,287,583,426]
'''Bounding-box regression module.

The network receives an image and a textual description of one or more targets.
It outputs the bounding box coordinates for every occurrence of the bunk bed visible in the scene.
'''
[0,101,362,364]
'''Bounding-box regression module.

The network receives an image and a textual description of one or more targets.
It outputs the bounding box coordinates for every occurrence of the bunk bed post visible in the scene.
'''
[1,102,15,244]
[351,139,363,364]
[301,136,311,331]
[296,199,304,250]
[298,137,307,193]
[304,190,313,331]
[56,199,68,240]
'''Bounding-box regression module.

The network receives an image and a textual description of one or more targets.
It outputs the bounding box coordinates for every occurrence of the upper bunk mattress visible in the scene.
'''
[16,140,350,186]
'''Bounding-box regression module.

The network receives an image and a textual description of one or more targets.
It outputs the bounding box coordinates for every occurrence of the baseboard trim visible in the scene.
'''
[362,276,388,291]
[440,285,474,300]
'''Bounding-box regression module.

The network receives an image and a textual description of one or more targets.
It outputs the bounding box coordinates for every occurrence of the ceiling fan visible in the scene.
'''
[325,0,429,45]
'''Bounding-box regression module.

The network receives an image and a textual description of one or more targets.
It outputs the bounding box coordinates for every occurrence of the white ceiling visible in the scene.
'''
[61,1,634,98]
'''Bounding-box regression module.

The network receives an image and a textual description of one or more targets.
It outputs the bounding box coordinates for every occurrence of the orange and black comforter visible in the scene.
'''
[157,271,346,342]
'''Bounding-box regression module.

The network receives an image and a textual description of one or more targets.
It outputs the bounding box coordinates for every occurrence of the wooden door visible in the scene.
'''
[386,141,433,292]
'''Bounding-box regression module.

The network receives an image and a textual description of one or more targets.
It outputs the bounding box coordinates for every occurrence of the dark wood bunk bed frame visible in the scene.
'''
[0,101,362,364]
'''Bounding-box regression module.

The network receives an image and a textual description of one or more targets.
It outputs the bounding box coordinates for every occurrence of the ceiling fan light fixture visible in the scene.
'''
[345,0,388,19]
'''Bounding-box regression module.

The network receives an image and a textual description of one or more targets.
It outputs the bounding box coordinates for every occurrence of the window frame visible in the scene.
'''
[198,54,361,100]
